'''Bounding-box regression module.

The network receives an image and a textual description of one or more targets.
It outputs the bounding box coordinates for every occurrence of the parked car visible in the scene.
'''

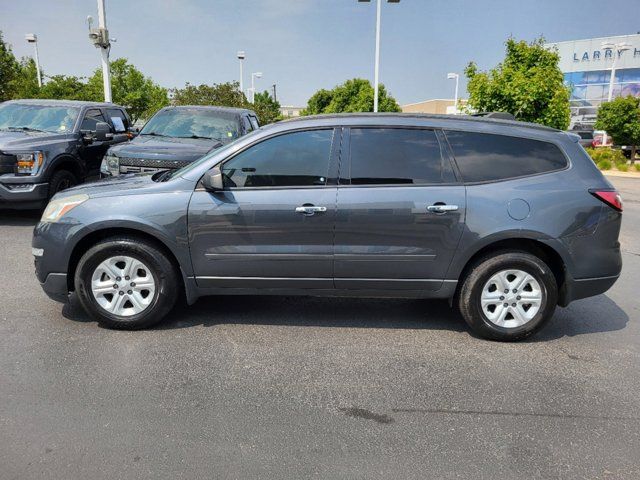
[572,129,595,148]
[101,105,259,176]
[0,99,131,209]
[32,113,622,341]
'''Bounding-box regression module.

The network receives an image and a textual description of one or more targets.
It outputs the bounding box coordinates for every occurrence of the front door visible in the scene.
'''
[188,128,340,290]
[77,108,113,176]
[334,127,466,292]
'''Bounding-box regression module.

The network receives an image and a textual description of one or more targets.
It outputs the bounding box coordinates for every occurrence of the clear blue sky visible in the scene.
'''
[2,0,638,106]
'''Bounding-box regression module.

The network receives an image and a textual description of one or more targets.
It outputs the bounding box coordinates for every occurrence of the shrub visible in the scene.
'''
[617,163,629,172]
[597,159,612,170]
[635,163,640,172]
[585,147,626,166]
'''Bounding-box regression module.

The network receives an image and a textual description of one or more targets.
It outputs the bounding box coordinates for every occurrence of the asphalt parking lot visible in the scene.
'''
[1,176,639,480]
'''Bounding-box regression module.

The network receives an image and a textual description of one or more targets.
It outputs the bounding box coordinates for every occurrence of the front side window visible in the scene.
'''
[249,116,260,130]
[349,128,449,185]
[0,103,79,133]
[221,129,333,188]
[445,130,568,183]
[81,109,108,131]
[106,108,129,132]
[141,108,241,144]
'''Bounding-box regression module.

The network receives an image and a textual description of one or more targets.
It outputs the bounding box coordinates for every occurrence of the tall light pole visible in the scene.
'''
[24,34,42,88]
[358,0,400,112]
[447,72,459,114]
[237,51,245,95]
[250,72,262,103]
[88,0,112,102]
[602,41,631,102]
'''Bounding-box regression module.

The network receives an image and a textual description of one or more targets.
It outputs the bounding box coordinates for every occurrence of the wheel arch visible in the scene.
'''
[451,236,569,306]
[66,226,193,303]
[45,154,84,181]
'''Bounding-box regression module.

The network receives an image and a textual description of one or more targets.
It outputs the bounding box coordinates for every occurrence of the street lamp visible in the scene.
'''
[24,33,42,88]
[601,41,631,102]
[358,0,400,113]
[447,73,459,114]
[249,72,262,103]
[237,51,245,95]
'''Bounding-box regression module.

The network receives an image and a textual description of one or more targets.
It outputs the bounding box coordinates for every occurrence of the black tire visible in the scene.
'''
[74,236,179,329]
[457,251,558,341]
[48,169,78,198]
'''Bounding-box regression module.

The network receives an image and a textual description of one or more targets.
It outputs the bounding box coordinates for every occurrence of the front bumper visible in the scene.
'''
[39,272,69,303]
[0,181,48,208]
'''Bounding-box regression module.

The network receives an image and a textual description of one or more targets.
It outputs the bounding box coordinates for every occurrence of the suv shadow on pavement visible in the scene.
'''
[61,293,628,341]
[0,209,41,226]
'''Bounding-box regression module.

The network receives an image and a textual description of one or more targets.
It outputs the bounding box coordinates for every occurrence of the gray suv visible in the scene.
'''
[32,114,623,341]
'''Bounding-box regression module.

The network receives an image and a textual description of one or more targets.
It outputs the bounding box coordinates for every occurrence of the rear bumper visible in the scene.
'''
[39,272,69,303]
[559,273,619,307]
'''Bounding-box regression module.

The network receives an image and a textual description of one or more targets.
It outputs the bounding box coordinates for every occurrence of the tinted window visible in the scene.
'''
[445,131,568,183]
[222,129,333,188]
[249,116,260,130]
[106,108,129,132]
[242,116,253,132]
[81,109,108,131]
[349,128,448,185]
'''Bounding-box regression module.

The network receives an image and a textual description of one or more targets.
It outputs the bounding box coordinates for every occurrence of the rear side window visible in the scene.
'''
[445,131,568,183]
[349,128,452,185]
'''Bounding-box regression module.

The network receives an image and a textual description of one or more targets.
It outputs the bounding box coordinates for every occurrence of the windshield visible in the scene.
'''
[0,103,79,133]
[141,108,241,144]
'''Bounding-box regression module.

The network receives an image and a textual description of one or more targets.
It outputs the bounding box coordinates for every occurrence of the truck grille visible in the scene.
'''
[0,153,16,175]
[118,157,192,170]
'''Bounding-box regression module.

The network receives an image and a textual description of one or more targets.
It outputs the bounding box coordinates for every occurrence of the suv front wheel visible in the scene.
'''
[74,236,179,329]
[458,251,558,341]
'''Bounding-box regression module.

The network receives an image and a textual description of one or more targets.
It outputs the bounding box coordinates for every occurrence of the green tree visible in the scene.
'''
[253,90,281,125]
[595,96,640,163]
[38,74,89,100]
[0,31,21,101]
[465,37,570,130]
[11,57,40,99]
[301,78,401,115]
[86,58,169,122]
[172,81,247,108]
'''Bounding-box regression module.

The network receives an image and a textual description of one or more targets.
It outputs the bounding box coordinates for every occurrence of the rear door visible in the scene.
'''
[188,127,340,290]
[334,127,466,291]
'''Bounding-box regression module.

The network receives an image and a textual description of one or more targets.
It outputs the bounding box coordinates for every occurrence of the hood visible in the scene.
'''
[109,134,223,163]
[0,130,74,151]
[56,172,161,200]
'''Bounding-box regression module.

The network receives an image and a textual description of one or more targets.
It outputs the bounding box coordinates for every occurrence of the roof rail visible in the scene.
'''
[470,112,516,120]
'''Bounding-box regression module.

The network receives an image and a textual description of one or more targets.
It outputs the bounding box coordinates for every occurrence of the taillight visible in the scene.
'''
[590,189,623,212]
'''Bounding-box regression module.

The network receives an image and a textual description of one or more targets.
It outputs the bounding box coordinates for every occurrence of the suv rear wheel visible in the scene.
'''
[458,251,558,341]
[74,236,179,329]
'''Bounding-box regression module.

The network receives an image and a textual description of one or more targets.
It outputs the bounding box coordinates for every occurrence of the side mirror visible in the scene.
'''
[94,122,111,142]
[202,166,224,191]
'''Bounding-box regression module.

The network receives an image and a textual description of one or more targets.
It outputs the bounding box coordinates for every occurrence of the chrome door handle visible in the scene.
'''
[295,205,327,215]
[427,204,459,214]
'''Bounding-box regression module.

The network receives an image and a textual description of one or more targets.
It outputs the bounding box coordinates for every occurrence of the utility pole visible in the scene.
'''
[88,0,112,102]
[272,84,277,102]
[237,51,245,95]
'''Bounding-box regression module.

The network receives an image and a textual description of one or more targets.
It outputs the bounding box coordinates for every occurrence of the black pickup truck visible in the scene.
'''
[101,105,259,176]
[0,99,131,209]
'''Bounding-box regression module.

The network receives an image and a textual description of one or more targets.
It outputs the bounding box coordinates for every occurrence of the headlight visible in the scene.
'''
[101,155,120,176]
[15,151,44,175]
[41,194,89,223]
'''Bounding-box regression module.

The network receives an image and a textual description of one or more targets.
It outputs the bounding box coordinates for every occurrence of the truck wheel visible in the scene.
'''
[48,170,77,198]
[457,251,558,341]
[74,236,179,330]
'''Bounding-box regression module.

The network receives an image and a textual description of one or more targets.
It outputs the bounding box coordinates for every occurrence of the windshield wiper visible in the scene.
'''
[6,126,47,133]
[141,131,169,137]
[176,134,214,140]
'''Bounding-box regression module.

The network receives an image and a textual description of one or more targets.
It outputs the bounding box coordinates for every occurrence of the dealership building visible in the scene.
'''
[547,34,640,130]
